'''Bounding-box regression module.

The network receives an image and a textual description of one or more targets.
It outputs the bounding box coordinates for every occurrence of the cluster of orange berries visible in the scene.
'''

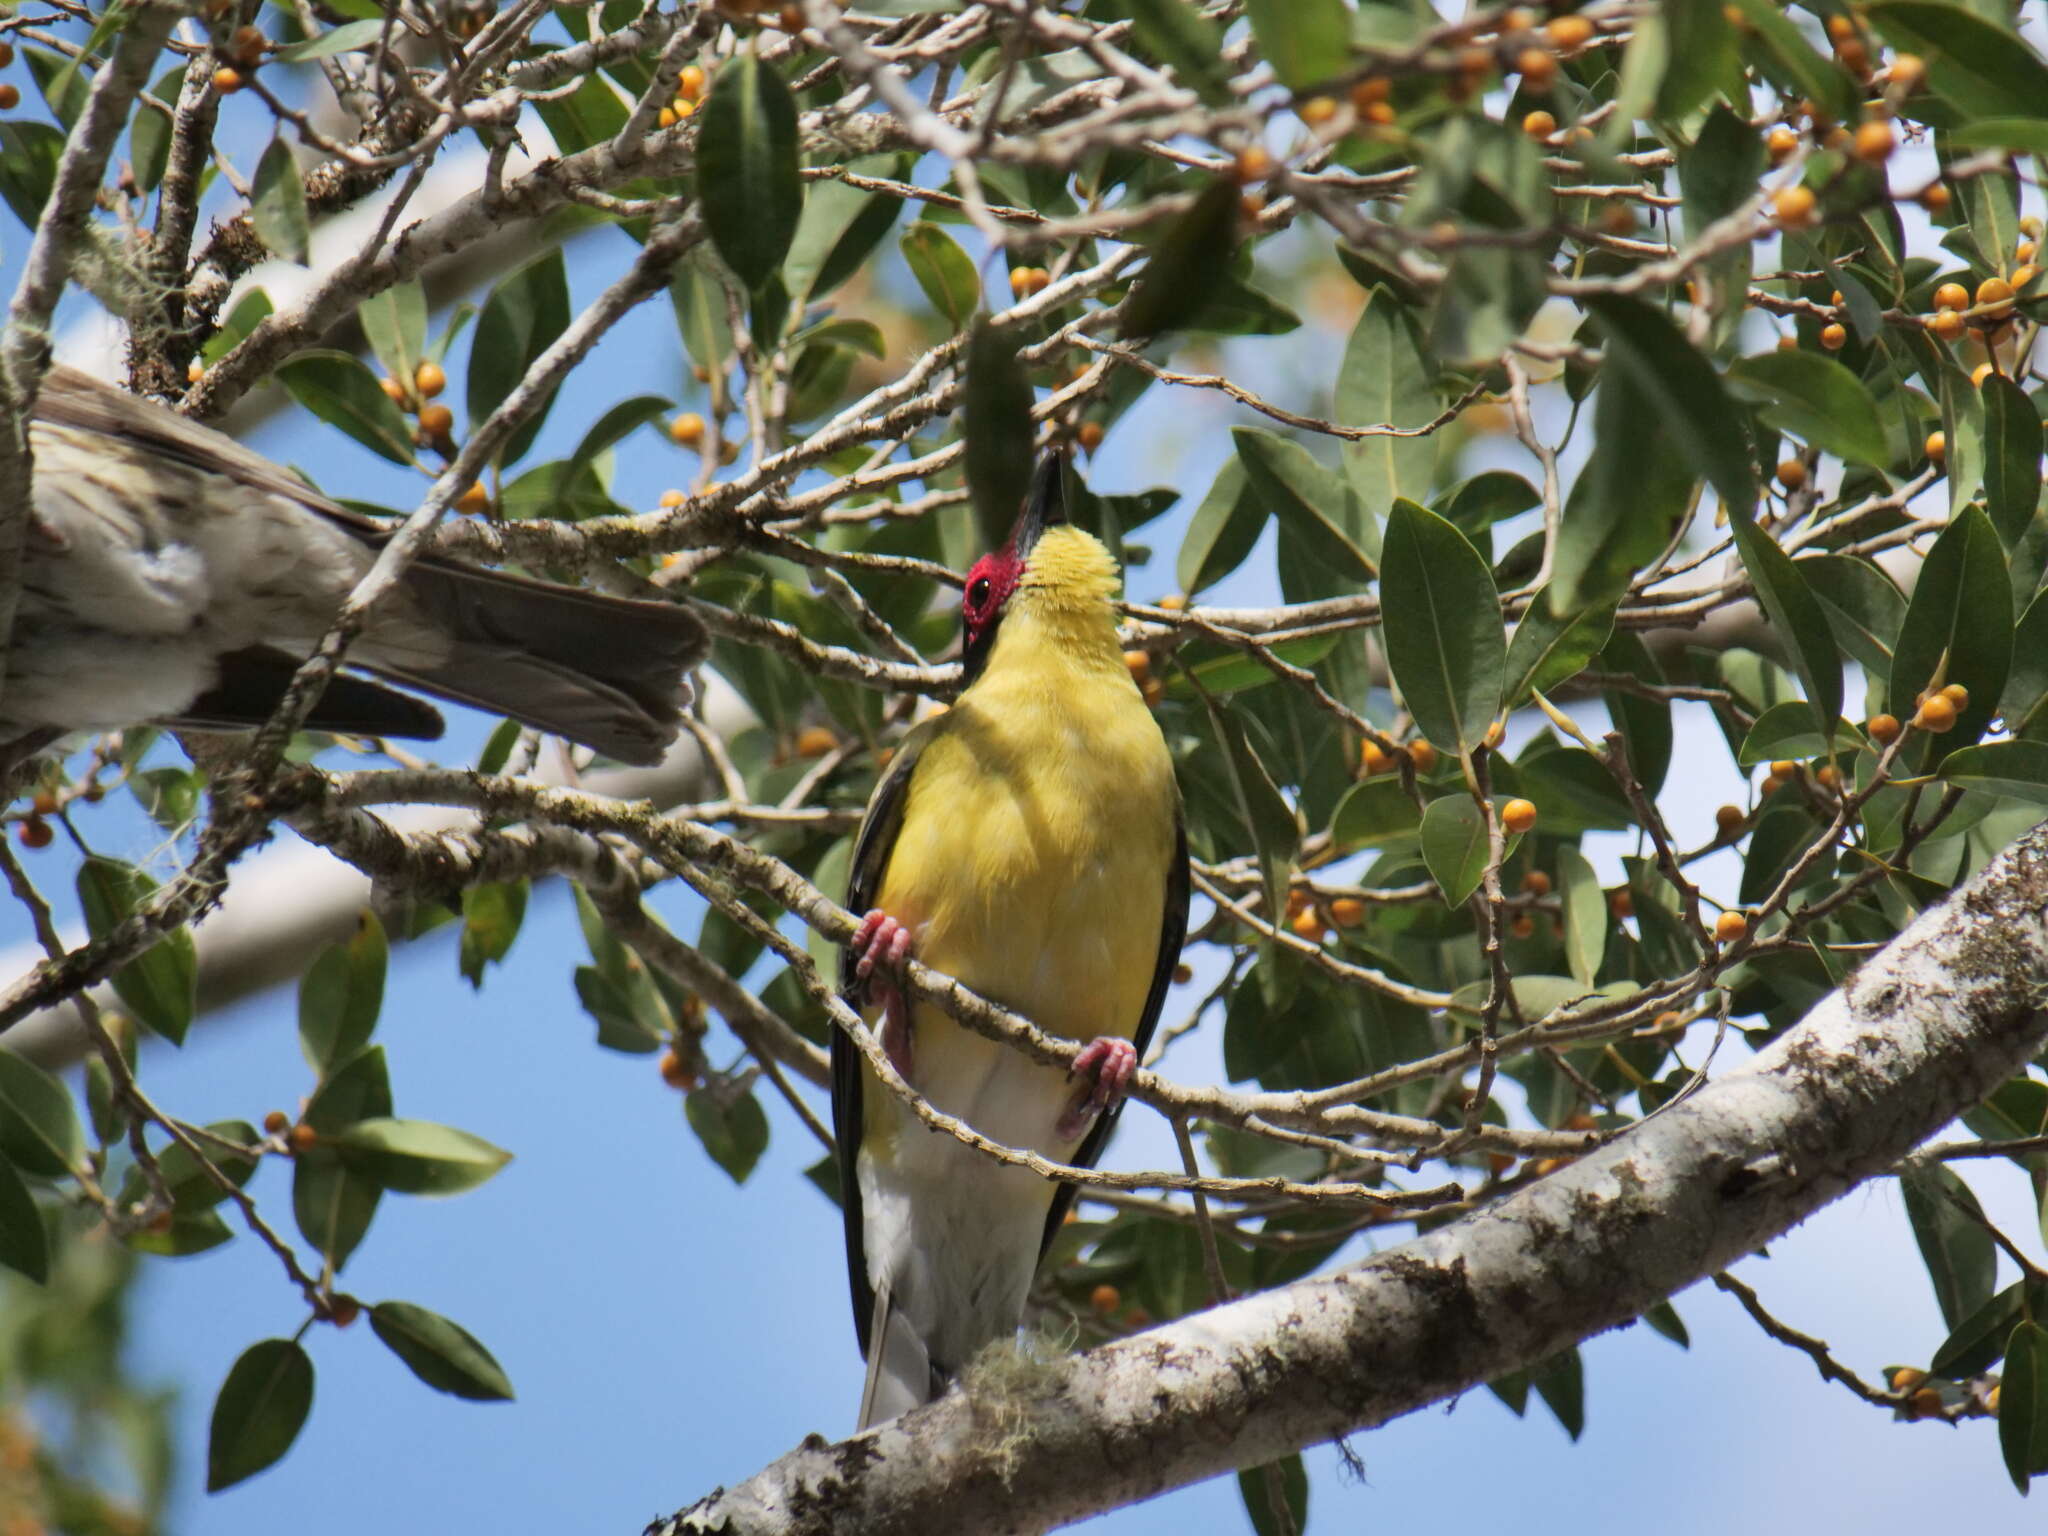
[716,0,808,28]
[1008,265,1053,300]
[13,788,59,849]
[1358,735,1437,777]
[1123,648,1166,710]
[656,63,708,130]
[211,24,269,95]
[1285,885,1368,943]
[1912,682,1969,733]
[0,41,17,112]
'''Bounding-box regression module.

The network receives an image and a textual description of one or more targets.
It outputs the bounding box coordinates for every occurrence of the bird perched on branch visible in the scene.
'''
[0,366,703,767]
[833,451,1188,1429]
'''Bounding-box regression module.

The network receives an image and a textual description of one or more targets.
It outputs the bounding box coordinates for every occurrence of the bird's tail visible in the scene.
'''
[857,1280,943,1431]
[359,562,704,767]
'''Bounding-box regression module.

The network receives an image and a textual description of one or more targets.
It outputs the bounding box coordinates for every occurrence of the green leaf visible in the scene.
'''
[1421,796,1498,907]
[293,1045,390,1271]
[128,64,186,194]
[359,281,427,391]
[1531,1346,1586,1440]
[1736,700,1854,766]
[369,1301,515,1401]
[131,1120,261,1213]
[1944,118,2048,156]
[1504,591,1616,707]
[279,349,417,466]
[564,394,673,495]
[0,1153,48,1284]
[1120,178,1242,341]
[0,120,62,230]
[26,45,90,132]
[1728,514,1843,747]
[299,911,387,1076]
[1724,0,1856,122]
[1245,0,1349,89]
[899,222,980,330]
[670,258,734,380]
[1557,845,1607,988]
[1232,427,1375,582]
[685,1088,769,1183]
[2001,1321,2048,1492]
[1203,696,1302,932]
[1337,285,1437,520]
[699,52,802,291]
[794,157,909,304]
[466,248,570,466]
[1980,372,2042,549]
[274,17,385,61]
[1237,1453,1309,1536]
[75,857,195,1044]
[1940,741,2048,805]
[1115,0,1231,103]
[207,1340,313,1492]
[1380,500,1504,757]
[458,881,527,988]
[126,1206,232,1257]
[1900,1163,1997,1331]
[1585,295,1756,514]
[1888,504,2012,758]
[1176,458,1267,595]
[332,1118,512,1196]
[1726,351,1889,468]
[1866,0,2048,120]
[1802,555,1906,681]
[2003,591,2048,736]
[962,322,1036,552]
[1930,1281,2026,1378]
[251,136,310,265]
[1329,777,1422,852]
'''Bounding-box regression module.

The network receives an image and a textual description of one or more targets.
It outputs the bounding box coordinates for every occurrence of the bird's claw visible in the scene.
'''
[851,909,916,1080]
[1058,1036,1137,1140]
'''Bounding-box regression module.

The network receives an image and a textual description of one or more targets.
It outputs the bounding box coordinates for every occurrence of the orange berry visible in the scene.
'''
[328,1296,360,1327]
[1760,772,1786,794]
[1407,740,1438,775]
[1766,126,1798,164]
[212,66,243,94]
[1156,594,1188,612]
[187,357,205,384]
[1363,100,1396,126]
[1924,430,1946,465]
[1172,962,1193,985]
[1609,887,1634,919]
[1483,720,1506,750]
[659,489,686,508]
[1819,322,1847,350]
[1815,764,1842,791]
[1545,13,1596,48]
[1973,362,1997,385]
[1652,1011,1684,1032]
[1298,96,1338,126]
[1940,683,1970,709]
[1770,760,1799,780]
[2018,239,2037,263]
[287,1123,318,1154]
[679,64,707,100]
[1929,308,1965,341]
[1934,282,1971,312]
[794,724,839,758]
[1920,183,1950,214]
[414,361,446,399]
[1350,77,1391,109]
[379,374,407,405]
[1361,740,1394,776]
[1140,677,1164,709]
[1290,907,1327,942]
[417,403,454,439]
[1774,185,1817,228]
[1988,1384,2002,1416]
[229,24,266,66]
[1516,47,1557,90]
[1714,804,1744,835]
[669,412,706,447]
[657,1048,694,1089]
[1076,420,1105,454]
[455,482,489,515]
[1824,13,1856,41]
[1977,275,2016,314]
[28,791,56,817]
[1775,459,1808,491]
[1234,145,1273,183]
[1090,1283,1120,1315]
[1521,869,1553,896]
[1501,798,1538,835]
[1522,109,1557,139]
[0,41,13,66]
[1866,713,1900,743]
[1835,38,1869,73]
[1889,53,1925,89]
[1124,649,1151,684]
[1913,694,1957,732]
[1909,1386,1945,1420]
[262,1110,290,1135]
[1714,910,1749,944]
[1509,912,1536,940]
[1330,897,1366,928]
[15,818,51,849]
[2012,264,2040,291]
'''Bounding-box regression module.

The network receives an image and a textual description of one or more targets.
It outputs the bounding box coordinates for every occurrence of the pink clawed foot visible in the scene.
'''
[851,909,916,1079]
[1058,1036,1138,1139]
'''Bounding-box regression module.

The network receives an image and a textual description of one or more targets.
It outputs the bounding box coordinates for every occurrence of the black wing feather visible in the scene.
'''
[1039,806,1190,1252]
[832,735,927,1358]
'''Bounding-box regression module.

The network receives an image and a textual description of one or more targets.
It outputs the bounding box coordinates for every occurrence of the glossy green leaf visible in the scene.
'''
[1930,1281,2026,1378]
[1329,778,1422,852]
[251,136,310,265]
[1120,178,1241,341]
[130,1120,261,1214]
[1532,1346,1586,1441]
[1725,0,1855,121]
[333,1118,512,1196]
[1438,471,1540,536]
[360,280,427,389]
[75,858,195,1045]
[1246,0,1349,89]
[2003,591,2048,737]
[1980,372,2042,548]
[279,349,417,466]
[963,322,1035,552]
[900,222,980,330]
[369,1301,515,1401]
[126,1206,232,1258]
[699,53,802,291]
[1177,458,1267,595]
[466,248,570,466]
[207,1340,313,1492]
[1238,1453,1309,1536]
[1887,504,2012,758]
[1728,513,1842,746]
[1504,591,1616,707]
[1726,351,1888,467]
[670,259,734,379]
[1802,555,1906,681]
[1736,700,1855,766]
[1940,741,2048,805]
[293,1045,390,1271]
[128,64,186,194]
[275,17,385,61]
[0,121,63,231]
[1900,1163,1997,1331]
[1420,796,1496,907]
[685,1087,770,1183]
[1204,696,1302,930]
[0,1153,47,1284]
[1557,846,1607,988]
[1944,118,2048,155]
[1232,427,1375,582]
[1586,295,1756,514]
[457,881,527,989]
[1866,0,2048,120]
[564,394,672,493]
[1380,499,1504,757]
[2001,1321,2048,1492]
[1338,286,1437,520]
[299,911,387,1077]
[784,156,906,304]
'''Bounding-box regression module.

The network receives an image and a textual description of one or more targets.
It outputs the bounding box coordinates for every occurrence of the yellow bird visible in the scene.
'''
[832,453,1187,1429]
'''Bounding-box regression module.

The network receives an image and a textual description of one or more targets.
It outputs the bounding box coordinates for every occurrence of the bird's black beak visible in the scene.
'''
[1010,449,1068,559]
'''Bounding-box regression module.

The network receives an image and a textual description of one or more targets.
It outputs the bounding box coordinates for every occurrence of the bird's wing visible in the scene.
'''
[1039,802,1189,1251]
[832,721,935,1358]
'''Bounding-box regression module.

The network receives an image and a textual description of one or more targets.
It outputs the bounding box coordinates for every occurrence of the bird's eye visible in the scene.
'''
[969,577,991,608]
